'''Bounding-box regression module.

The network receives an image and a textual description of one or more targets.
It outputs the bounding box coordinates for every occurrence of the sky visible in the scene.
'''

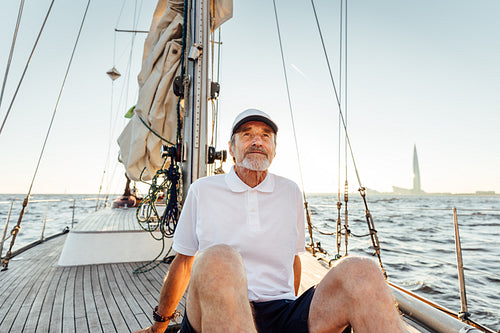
[0,0,499,195]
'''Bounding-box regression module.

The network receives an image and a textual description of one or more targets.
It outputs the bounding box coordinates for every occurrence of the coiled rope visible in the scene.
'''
[133,153,181,274]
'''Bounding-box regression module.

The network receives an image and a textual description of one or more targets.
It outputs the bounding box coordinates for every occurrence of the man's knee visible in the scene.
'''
[190,245,246,288]
[323,256,386,294]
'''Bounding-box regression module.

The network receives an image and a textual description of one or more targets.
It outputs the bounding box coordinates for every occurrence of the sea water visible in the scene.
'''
[0,193,499,329]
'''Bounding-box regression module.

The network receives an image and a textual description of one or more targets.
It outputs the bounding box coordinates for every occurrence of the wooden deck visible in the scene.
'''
[0,239,320,333]
[71,208,147,232]
[0,228,183,332]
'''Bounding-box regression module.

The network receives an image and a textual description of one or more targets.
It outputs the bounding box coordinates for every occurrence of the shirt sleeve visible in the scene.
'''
[172,184,199,256]
[295,184,306,254]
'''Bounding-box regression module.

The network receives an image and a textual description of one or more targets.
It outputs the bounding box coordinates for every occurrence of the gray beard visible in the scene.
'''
[238,156,270,171]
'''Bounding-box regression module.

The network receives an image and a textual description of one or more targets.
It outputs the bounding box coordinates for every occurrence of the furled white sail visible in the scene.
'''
[118,0,183,181]
[117,0,233,181]
[212,0,233,30]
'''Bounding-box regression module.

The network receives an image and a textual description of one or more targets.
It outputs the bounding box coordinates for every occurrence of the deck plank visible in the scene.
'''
[0,257,45,331]
[73,208,141,233]
[9,270,45,332]
[0,236,65,332]
[110,264,150,329]
[50,266,70,332]
[21,277,47,333]
[98,264,130,331]
[83,265,103,333]
[298,251,329,293]
[62,263,77,333]
[125,261,187,330]
[105,264,141,332]
[0,257,37,298]
[23,257,63,333]
[91,265,115,333]
[0,245,47,311]
[125,262,159,308]
[74,266,89,333]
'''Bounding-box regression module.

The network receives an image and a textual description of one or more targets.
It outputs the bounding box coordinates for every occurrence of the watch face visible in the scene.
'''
[153,306,166,322]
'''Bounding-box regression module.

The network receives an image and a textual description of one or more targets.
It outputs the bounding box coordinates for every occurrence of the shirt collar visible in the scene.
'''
[225,166,275,193]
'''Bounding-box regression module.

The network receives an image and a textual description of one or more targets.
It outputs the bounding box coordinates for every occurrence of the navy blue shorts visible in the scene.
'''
[179,286,316,333]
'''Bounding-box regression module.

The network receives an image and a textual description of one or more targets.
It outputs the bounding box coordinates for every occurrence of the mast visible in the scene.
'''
[182,0,211,193]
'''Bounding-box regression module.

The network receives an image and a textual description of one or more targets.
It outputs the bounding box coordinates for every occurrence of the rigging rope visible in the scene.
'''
[98,0,146,207]
[208,27,223,175]
[0,0,55,137]
[0,0,25,111]
[123,0,141,114]
[137,114,176,145]
[335,0,344,257]
[1,0,92,270]
[95,9,124,212]
[271,0,307,197]
[339,0,350,256]
[309,0,363,189]
[215,27,222,148]
[337,0,346,254]
[337,0,344,204]
[308,0,386,274]
[342,0,350,256]
[272,0,317,253]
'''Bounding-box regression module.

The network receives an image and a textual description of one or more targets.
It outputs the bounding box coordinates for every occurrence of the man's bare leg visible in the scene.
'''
[186,244,257,333]
[308,256,405,333]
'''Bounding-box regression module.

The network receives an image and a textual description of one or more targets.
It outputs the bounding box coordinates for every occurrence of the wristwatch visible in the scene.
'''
[153,306,181,323]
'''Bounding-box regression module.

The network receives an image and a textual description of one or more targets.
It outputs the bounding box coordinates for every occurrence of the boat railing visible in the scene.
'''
[307,203,500,278]
[0,196,100,262]
[307,203,500,331]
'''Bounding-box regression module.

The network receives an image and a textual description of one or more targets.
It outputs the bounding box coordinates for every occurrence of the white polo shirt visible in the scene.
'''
[173,167,306,302]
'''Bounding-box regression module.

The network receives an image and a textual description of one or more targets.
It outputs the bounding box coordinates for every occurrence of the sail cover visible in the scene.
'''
[118,0,232,181]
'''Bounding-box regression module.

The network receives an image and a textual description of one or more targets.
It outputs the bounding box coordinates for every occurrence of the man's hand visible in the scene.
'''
[133,327,153,333]
[133,321,169,333]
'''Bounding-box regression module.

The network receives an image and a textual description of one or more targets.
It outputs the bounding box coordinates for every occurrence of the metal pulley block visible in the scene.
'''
[188,43,203,60]
[162,144,182,162]
[209,81,220,100]
[173,76,184,97]
[173,75,191,98]
[207,146,227,164]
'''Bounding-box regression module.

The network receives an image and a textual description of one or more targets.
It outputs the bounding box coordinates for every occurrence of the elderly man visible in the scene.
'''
[136,109,405,333]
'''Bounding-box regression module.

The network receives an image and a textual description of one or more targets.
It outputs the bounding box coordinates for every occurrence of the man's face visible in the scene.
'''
[229,121,276,171]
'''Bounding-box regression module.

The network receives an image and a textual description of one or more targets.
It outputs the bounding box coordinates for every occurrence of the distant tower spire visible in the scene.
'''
[413,144,421,193]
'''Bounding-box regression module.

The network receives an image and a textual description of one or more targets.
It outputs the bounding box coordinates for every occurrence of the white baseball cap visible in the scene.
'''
[231,109,278,136]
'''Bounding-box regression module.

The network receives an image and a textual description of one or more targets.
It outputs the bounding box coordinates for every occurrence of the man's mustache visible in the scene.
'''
[244,147,268,157]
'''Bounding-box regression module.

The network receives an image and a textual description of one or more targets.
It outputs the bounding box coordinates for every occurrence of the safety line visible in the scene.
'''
[0,0,25,111]
[0,0,55,136]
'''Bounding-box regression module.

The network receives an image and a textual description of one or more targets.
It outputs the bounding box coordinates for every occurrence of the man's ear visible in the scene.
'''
[228,141,234,157]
